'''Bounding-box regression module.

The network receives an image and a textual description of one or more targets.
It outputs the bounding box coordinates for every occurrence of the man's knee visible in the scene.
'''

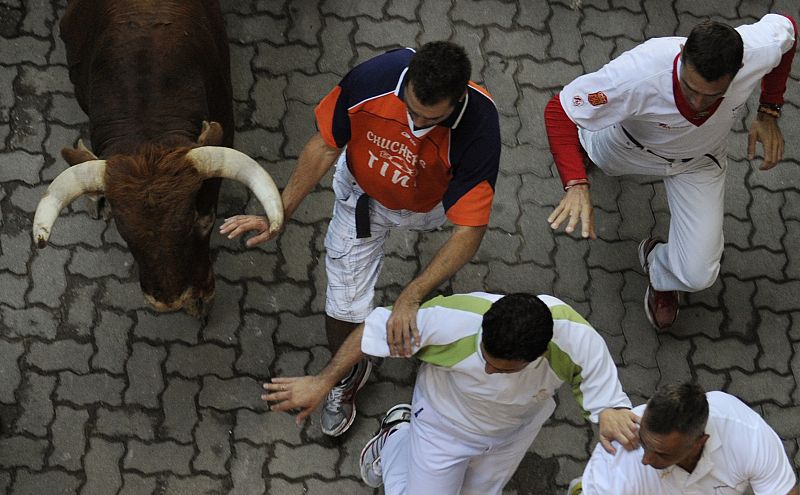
[679,259,720,292]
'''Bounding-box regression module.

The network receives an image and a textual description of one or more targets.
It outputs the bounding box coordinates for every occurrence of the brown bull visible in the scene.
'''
[33,0,282,317]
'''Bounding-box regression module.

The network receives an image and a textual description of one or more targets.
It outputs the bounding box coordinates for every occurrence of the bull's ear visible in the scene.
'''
[198,121,224,146]
[61,139,98,165]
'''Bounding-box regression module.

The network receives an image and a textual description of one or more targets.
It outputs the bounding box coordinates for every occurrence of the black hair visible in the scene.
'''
[406,41,471,106]
[481,293,553,363]
[643,382,709,439]
[682,21,743,81]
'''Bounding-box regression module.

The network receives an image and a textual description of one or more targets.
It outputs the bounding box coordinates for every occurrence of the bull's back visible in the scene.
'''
[60,0,233,153]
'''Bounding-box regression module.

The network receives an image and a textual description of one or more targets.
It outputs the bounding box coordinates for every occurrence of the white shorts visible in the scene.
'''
[324,154,446,322]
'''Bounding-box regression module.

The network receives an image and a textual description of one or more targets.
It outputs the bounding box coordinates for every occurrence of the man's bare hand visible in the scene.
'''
[220,214,281,247]
[748,113,784,170]
[262,376,331,426]
[386,294,421,357]
[547,185,596,239]
[598,408,641,455]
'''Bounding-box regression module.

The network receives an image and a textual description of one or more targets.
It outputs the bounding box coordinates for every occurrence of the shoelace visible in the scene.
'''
[324,386,345,412]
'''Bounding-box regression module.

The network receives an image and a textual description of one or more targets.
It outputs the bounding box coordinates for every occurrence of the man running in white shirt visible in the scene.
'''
[570,382,798,495]
[263,292,640,495]
[545,14,796,330]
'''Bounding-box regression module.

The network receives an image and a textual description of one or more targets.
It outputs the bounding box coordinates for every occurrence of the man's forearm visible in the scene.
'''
[399,224,486,303]
[318,324,366,387]
[282,132,342,220]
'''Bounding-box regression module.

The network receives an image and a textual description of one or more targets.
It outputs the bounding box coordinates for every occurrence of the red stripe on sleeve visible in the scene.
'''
[760,15,797,105]
[545,94,586,188]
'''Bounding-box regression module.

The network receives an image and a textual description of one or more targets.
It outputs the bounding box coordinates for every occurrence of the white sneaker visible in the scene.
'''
[359,403,411,488]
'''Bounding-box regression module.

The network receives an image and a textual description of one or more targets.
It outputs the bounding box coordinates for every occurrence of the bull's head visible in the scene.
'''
[33,143,283,319]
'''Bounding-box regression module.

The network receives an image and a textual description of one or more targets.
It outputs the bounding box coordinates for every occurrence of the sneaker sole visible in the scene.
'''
[359,430,385,488]
[323,359,374,437]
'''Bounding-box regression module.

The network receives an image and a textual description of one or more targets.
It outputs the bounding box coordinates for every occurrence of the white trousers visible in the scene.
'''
[324,153,446,322]
[580,124,726,292]
[382,392,547,495]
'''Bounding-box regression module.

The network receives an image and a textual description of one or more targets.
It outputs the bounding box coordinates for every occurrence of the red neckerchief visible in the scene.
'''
[672,54,724,126]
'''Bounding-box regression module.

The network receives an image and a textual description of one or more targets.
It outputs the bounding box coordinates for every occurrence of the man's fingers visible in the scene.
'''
[547,204,564,224]
[411,324,421,347]
[565,208,580,234]
[246,230,271,247]
[600,437,617,455]
[401,323,413,357]
[747,131,757,160]
[295,408,312,425]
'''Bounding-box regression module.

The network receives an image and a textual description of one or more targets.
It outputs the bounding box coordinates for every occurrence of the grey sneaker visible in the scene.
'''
[359,403,412,488]
[321,357,373,436]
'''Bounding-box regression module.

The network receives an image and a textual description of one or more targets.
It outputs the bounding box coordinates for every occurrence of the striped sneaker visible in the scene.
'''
[359,403,412,488]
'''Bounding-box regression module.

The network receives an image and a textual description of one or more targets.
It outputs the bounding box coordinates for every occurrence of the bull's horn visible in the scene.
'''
[187,146,284,234]
[33,160,107,248]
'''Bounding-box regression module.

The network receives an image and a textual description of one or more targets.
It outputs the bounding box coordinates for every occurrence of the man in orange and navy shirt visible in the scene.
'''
[221,41,501,437]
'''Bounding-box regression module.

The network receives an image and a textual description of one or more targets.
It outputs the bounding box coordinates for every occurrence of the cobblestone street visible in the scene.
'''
[0,0,799,493]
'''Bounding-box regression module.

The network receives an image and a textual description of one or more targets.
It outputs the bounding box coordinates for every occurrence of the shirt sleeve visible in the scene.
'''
[580,443,643,495]
[442,98,501,227]
[546,301,632,422]
[759,14,797,105]
[545,93,587,187]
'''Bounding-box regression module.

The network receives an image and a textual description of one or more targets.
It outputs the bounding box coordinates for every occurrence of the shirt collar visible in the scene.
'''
[396,70,468,131]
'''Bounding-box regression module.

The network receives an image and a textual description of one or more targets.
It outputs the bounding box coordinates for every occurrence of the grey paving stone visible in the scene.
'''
[199,376,267,410]
[194,409,233,475]
[269,443,337,479]
[0,436,47,469]
[763,404,800,439]
[287,1,321,45]
[376,256,418,290]
[749,188,785,251]
[517,0,549,30]
[134,310,200,344]
[586,269,625,335]
[518,203,557,266]
[755,311,792,374]
[11,470,81,495]
[484,57,519,117]
[26,340,91,373]
[723,215,752,250]
[119,474,157,495]
[452,0,515,27]
[553,235,590,301]
[1,36,49,63]
[0,65,16,120]
[234,408,303,445]
[125,342,166,408]
[102,279,149,312]
[642,0,679,38]
[68,245,132,278]
[692,336,758,372]
[720,277,755,336]
[49,407,88,470]
[307,345,332,375]
[202,280,243,345]
[285,72,338,107]
[123,440,193,475]
[47,94,84,125]
[548,4,582,63]
[290,189,334,223]
[9,183,46,214]
[236,312,277,377]
[245,280,312,314]
[386,0,416,20]
[531,422,591,459]
[321,0,386,19]
[587,239,639,272]
[0,271,27,308]
[0,339,24,402]
[267,477,307,494]
[318,17,355,75]
[675,0,737,17]
[671,305,724,339]
[282,99,316,158]
[166,342,235,379]
[451,262,489,294]
[16,373,56,437]
[9,100,48,152]
[18,65,70,95]
[91,310,131,373]
[617,363,660,397]
[728,369,794,406]
[490,172,522,234]
[57,371,125,406]
[355,16,417,48]
[277,223,315,281]
[20,0,52,36]
[95,407,156,440]
[581,5,645,38]
[485,260,555,295]
[251,76,287,129]
[230,44,255,102]
[620,301,659,368]
[225,13,288,44]
[276,313,326,347]
[28,246,69,307]
[0,149,44,184]
[82,437,124,495]
[754,279,800,312]
[254,43,319,75]
[162,475,227,494]
[229,442,269,495]
[418,0,452,45]
[161,377,200,443]
[273,349,311,377]
[2,305,58,339]
[47,213,106,248]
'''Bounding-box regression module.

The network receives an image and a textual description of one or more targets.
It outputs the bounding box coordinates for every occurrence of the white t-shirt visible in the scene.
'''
[581,391,797,495]
[361,292,631,436]
[559,14,795,161]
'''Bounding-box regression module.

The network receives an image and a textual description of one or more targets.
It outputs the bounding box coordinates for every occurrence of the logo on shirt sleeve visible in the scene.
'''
[587,91,608,106]
[572,95,584,106]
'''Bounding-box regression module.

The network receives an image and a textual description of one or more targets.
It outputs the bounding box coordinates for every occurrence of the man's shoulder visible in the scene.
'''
[342,48,413,103]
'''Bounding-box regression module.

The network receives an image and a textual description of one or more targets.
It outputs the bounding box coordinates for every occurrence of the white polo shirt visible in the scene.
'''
[361,292,631,437]
[581,391,797,495]
[559,14,795,162]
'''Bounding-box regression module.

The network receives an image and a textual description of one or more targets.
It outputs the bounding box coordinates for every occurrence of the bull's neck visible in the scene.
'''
[92,120,198,157]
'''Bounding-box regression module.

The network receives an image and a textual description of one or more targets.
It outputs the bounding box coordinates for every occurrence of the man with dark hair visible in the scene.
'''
[544,14,796,330]
[220,41,501,437]
[263,292,639,494]
[570,382,798,495]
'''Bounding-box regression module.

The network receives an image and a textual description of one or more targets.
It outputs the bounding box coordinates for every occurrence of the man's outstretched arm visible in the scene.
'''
[262,323,366,425]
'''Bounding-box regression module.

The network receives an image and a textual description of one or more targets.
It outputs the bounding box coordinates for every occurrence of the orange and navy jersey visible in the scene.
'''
[315,48,501,227]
